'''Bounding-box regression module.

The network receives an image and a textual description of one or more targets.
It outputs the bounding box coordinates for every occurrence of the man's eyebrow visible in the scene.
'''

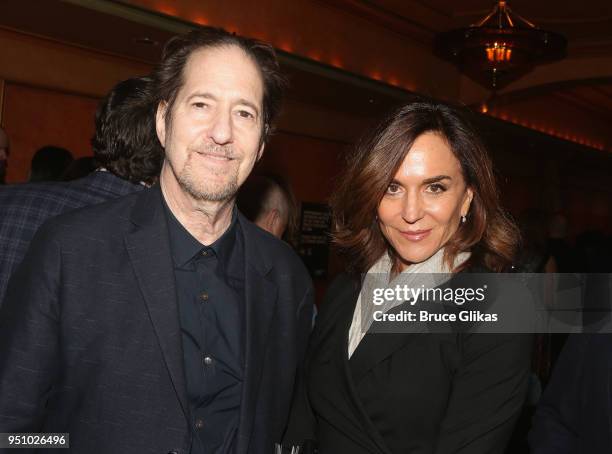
[236,98,260,116]
[185,92,260,115]
[186,92,216,102]
[422,175,452,184]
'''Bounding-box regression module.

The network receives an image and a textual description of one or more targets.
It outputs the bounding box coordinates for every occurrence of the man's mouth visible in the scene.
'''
[195,150,234,161]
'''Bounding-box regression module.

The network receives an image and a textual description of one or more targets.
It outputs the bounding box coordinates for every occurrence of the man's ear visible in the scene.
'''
[256,141,265,162]
[268,209,283,237]
[156,102,168,146]
[256,124,268,161]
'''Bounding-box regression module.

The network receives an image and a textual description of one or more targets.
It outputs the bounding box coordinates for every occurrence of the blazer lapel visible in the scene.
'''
[124,187,189,420]
[349,332,419,385]
[337,278,440,454]
[349,298,428,384]
[236,217,278,454]
[349,274,461,384]
[317,279,389,454]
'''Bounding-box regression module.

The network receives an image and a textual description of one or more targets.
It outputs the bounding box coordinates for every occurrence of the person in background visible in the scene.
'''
[529,333,612,454]
[0,76,162,304]
[284,100,532,453]
[516,209,557,273]
[0,27,313,454]
[237,173,297,241]
[28,145,74,182]
[547,213,576,273]
[0,126,9,184]
[61,156,98,181]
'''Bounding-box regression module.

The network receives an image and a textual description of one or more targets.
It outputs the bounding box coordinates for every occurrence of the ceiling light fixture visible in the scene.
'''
[434,1,567,90]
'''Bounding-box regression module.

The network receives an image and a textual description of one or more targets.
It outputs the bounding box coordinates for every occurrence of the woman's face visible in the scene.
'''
[377,131,473,270]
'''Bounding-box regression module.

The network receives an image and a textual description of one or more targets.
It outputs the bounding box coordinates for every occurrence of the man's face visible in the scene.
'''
[156,45,265,202]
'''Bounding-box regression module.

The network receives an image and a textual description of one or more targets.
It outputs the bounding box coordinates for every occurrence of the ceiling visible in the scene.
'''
[0,0,411,122]
[322,0,612,58]
[1,0,611,150]
[318,0,612,150]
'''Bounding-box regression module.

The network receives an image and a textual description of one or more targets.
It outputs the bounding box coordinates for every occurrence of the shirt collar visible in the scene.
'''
[162,196,239,269]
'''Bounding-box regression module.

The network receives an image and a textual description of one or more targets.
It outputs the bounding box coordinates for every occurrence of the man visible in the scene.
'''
[0,76,160,303]
[529,334,612,453]
[0,27,313,454]
[237,174,296,239]
[28,145,74,182]
[0,126,8,184]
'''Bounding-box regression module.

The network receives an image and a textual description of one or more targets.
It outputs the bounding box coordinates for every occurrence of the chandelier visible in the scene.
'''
[434,1,567,90]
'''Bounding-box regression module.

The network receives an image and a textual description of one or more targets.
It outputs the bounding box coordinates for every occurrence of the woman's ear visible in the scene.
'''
[462,187,474,217]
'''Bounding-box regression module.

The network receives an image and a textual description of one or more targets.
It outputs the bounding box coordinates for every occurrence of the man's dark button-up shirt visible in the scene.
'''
[163,200,245,454]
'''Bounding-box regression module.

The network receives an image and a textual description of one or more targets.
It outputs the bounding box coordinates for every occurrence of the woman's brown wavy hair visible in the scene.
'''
[331,99,519,274]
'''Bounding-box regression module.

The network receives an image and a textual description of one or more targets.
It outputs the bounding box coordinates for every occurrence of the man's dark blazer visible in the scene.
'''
[529,333,612,453]
[0,185,314,454]
[284,273,532,453]
[0,170,143,303]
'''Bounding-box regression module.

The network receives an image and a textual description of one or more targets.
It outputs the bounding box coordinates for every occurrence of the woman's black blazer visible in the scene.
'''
[284,271,533,454]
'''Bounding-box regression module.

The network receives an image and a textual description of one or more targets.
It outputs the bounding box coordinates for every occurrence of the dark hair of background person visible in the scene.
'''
[151,26,288,144]
[61,156,98,181]
[237,173,299,245]
[0,126,9,184]
[29,146,74,182]
[91,76,163,185]
[331,99,520,274]
[516,208,554,273]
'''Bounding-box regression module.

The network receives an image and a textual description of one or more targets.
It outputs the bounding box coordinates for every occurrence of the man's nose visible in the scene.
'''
[208,110,233,145]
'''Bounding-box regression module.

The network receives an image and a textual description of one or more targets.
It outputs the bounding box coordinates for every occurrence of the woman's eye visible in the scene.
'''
[427,183,446,194]
[192,102,208,109]
[386,183,402,194]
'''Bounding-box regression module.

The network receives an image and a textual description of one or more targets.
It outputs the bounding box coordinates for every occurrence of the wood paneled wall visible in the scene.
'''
[3,83,99,183]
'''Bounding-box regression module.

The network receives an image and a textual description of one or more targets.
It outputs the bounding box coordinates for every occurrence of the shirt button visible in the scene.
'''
[194,418,204,430]
[203,356,213,366]
[201,250,209,257]
[200,292,209,302]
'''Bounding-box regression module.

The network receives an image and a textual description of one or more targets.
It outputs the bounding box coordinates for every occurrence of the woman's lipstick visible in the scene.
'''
[399,229,431,241]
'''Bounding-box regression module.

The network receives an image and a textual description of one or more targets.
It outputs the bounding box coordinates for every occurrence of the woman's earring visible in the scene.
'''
[461,215,466,224]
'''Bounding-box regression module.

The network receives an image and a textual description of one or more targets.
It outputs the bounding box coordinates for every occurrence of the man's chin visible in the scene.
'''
[182,181,238,202]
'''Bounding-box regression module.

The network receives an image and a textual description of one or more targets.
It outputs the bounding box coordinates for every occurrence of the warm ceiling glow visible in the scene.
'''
[278,41,294,52]
[157,2,177,16]
[486,110,607,151]
[307,51,321,61]
[330,57,344,68]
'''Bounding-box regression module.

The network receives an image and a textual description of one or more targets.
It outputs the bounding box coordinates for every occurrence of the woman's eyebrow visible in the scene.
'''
[422,175,452,184]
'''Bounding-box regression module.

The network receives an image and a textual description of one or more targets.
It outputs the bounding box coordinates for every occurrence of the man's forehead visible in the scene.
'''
[181,45,264,103]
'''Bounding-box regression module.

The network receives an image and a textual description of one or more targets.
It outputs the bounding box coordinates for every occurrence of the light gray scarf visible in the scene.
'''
[348,248,470,357]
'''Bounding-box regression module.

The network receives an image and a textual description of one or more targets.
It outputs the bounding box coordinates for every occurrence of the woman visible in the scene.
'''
[284,100,532,453]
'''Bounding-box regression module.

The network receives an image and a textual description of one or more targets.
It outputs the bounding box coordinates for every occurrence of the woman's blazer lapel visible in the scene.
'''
[314,277,392,454]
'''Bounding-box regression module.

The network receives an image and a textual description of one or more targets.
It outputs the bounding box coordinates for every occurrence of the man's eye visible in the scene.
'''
[237,110,255,119]
[427,183,446,193]
[192,102,208,109]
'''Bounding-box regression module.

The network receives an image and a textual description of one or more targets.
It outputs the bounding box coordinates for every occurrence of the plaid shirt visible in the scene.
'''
[0,171,143,304]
